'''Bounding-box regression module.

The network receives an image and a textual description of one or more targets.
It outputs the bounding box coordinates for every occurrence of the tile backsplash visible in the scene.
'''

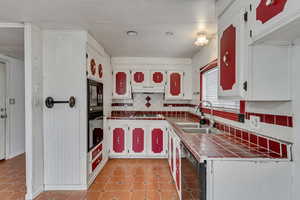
[112,93,192,111]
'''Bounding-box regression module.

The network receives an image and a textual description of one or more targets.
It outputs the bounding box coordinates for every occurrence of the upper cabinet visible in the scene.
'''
[218,0,248,99]
[165,71,184,99]
[86,45,104,82]
[113,70,132,99]
[218,0,292,101]
[131,69,165,93]
[248,0,300,42]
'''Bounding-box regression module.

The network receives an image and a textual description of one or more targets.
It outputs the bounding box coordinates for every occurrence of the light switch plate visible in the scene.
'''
[250,115,261,130]
[9,98,15,105]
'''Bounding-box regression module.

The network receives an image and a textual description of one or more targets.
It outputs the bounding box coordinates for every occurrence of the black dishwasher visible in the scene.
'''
[181,144,206,200]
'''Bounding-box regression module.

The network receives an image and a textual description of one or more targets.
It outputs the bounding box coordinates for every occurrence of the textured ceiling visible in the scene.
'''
[0,0,217,58]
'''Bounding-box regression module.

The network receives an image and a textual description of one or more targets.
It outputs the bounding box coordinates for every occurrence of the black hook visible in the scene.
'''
[45,96,76,108]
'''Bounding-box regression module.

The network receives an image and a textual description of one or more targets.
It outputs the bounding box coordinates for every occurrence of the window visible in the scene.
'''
[202,67,239,110]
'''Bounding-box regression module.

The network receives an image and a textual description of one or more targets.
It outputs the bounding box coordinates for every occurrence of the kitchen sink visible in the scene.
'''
[176,122,200,128]
[182,128,211,134]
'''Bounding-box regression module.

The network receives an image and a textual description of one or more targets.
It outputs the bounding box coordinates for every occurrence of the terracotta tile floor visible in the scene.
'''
[0,154,26,200]
[36,159,179,200]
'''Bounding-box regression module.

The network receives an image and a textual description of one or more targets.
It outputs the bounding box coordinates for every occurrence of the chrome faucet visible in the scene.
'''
[195,100,214,128]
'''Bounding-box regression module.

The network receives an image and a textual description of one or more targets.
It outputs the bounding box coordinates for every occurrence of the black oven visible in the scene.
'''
[87,79,104,151]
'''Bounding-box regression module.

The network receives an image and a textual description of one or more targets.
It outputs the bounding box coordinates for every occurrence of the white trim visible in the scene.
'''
[111,57,192,65]
[0,22,24,28]
[24,23,34,200]
[25,185,43,200]
[44,185,88,191]
[0,57,8,160]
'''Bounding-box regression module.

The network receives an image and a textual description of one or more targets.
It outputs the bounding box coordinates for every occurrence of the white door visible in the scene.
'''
[0,62,7,160]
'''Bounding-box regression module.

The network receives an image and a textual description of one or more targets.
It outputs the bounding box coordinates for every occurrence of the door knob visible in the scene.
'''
[0,114,7,119]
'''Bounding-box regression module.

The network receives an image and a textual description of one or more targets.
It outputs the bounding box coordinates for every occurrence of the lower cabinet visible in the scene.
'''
[168,128,182,200]
[108,120,168,158]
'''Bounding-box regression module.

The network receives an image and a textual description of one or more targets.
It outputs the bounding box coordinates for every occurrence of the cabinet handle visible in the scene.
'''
[156,137,159,145]
[137,137,139,144]
[117,136,120,144]
[222,51,229,67]
[266,0,274,6]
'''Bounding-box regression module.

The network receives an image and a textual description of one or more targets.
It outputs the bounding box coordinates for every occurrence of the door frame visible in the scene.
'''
[0,56,10,160]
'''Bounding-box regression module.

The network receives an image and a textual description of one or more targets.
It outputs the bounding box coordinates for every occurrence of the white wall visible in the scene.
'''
[191,37,218,104]
[25,23,44,200]
[42,31,112,190]
[0,54,25,159]
[291,42,300,200]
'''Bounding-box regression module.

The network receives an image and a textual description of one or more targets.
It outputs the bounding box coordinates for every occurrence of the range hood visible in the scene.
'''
[131,86,165,93]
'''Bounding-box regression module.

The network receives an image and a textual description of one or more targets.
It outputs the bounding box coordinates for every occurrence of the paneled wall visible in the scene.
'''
[0,54,25,159]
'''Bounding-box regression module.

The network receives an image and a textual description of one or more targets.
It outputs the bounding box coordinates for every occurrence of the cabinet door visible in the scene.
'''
[218,1,247,99]
[150,70,165,87]
[150,128,167,156]
[131,70,149,87]
[113,70,131,99]
[249,0,300,42]
[110,126,127,155]
[165,71,184,99]
[130,127,146,154]
[87,45,104,82]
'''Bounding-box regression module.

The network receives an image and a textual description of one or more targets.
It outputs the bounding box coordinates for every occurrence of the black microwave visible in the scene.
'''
[87,79,103,115]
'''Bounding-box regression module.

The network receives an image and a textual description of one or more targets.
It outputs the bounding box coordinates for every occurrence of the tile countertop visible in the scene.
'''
[166,117,290,163]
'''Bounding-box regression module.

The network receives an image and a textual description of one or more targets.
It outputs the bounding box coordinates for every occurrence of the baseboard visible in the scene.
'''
[109,155,168,159]
[6,150,25,160]
[44,184,88,191]
[25,185,43,200]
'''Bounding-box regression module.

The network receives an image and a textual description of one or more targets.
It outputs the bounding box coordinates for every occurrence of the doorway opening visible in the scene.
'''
[0,26,26,199]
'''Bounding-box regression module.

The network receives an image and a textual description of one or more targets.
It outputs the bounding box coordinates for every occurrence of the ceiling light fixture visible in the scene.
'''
[194,33,209,46]
[126,31,138,36]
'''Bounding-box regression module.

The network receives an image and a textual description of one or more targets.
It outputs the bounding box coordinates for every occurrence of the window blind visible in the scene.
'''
[202,67,239,110]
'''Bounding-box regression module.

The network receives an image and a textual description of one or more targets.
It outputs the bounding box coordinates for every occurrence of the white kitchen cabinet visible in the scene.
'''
[112,70,132,99]
[131,70,149,88]
[218,0,291,101]
[131,69,165,93]
[128,126,147,156]
[165,71,184,99]
[148,126,168,157]
[108,120,168,158]
[218,0,248,100]
[248,0,300,43]
[109,124,129,156]
[168,128,182,200]
[86,45,104,82]
[206,160,292,200]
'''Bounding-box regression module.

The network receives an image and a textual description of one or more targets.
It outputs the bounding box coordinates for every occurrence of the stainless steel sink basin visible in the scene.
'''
[182,128,211,134]
[176,122,200,128]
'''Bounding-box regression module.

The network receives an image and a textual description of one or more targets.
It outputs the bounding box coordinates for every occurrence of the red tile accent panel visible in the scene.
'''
[111,103,133,107]
[214,121,290,159]
[246,112,293,127]
[202,108,240,122]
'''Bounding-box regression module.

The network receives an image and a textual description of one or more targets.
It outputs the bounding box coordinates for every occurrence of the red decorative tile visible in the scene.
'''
[264,114,275,124]
[275,115,288,126]
[268,140,280,154]
[242,131,249,141]
[258,137,268,149]
[250,134,258,145]
[281,144,288,158]
[288,117,293,127]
